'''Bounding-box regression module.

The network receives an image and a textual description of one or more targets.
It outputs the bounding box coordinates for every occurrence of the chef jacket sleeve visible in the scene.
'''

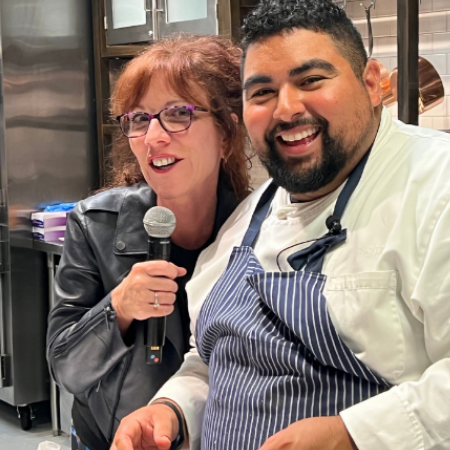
[152,336,209,450]
[340,197,450,450]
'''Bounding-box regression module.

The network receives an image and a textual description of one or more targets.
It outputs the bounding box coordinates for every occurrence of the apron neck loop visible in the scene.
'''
[325,149,371,235]
[289,148,372,272]
[241,147,372,272]
[241,182,278,248]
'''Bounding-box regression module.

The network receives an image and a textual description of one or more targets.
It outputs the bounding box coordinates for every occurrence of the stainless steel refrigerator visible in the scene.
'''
[0,0,98,429]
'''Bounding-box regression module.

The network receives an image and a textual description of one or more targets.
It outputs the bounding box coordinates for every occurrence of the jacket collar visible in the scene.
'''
[107,177,240,257]
[371,107,395,158]
[112,183,155,256]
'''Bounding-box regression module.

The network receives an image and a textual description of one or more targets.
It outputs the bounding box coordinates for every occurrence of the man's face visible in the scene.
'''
[242,29,380,196]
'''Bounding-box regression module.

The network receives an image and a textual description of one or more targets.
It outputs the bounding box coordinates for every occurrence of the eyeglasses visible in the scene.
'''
[116,105,209,138]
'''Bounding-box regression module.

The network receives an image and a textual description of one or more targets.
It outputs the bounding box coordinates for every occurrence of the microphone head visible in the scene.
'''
[143,206,176,238]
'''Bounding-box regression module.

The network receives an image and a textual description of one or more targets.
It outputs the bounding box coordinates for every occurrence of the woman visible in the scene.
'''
[46,34,248,450]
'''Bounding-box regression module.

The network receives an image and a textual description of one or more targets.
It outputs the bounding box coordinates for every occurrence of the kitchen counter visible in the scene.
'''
[33,240,64,256]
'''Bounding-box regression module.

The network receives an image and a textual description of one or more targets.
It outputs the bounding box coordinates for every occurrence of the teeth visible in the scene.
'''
[152,157,176,167]
[281,127,318,142]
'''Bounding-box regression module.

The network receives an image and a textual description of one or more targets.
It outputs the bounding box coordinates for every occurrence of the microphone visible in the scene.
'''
[325,215,342,235]
[143,206,176,365]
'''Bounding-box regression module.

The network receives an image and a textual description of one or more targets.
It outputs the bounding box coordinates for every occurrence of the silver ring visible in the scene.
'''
[153,291,160,309]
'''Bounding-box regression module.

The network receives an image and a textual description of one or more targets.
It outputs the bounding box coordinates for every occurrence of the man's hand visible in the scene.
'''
[258,416,357,450]
[110,403,179,450]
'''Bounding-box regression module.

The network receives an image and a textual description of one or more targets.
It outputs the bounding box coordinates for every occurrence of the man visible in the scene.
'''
[112,1,450,449]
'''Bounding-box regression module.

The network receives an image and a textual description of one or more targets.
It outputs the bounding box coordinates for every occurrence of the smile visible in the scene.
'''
[152,157,176,168]
[278,126,320,145]
[149,156,181,171]
[274,125,322,157]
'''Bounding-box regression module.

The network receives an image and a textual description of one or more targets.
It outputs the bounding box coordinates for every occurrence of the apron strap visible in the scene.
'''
[288,149,371,273]
[242,181,279,248]
[333,149,371,222]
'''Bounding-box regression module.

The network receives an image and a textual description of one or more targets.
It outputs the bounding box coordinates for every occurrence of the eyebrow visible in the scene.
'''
[243,58,337,91]
[133,99,186,112]
[243,75,273,92]
[289,59,337,77]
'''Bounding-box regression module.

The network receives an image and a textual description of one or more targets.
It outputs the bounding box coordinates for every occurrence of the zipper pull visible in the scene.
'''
[103,306,112,330]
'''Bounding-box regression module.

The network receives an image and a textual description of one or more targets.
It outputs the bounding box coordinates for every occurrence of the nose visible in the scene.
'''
[273,84,306,123]
[144,117,171,147]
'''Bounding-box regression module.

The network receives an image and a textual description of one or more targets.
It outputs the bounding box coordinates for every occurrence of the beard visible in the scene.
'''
[259,116,363,195]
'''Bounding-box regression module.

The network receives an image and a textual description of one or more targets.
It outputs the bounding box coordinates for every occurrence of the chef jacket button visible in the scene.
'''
[116,241,126,250]
[277,210,288,220]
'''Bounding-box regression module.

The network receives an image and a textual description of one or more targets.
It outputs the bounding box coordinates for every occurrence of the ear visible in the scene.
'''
[363,59,382,108]
[231,113,239,123]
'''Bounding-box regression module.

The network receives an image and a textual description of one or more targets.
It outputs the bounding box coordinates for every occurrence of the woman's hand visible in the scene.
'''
[111,260,187,334]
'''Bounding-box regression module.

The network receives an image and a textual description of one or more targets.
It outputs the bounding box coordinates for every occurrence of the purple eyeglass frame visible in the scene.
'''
[116,105,208,138]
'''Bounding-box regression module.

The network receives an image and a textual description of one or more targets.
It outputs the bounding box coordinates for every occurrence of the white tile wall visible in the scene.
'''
[353,19,368,38]
[419,12,447,33]
[442,74,450,93]
[373,0,397,17]
[346,0,450,130]
[421,96,447,116]
[419,117,433,127]
[372,16,396,36]
[434,0,450,12]
[420,0,433,14]
[349,2,368,20]
[433,32,450,53]
[432,117,450,128]
[376,36,398,57]
[419,33,433,55]
[425,53,447,73]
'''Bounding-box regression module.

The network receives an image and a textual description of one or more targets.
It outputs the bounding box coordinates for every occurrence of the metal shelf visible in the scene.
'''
[101,45,146,59]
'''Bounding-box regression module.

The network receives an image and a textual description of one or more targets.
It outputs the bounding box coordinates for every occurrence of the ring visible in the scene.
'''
[153,291,160,309]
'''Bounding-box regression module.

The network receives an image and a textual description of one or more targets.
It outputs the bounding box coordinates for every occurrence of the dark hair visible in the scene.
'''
[107,34,250,201]
[241,0,368,79]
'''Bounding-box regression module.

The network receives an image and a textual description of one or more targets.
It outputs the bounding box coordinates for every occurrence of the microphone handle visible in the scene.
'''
[147,237,171,261]
[145,237,171,365]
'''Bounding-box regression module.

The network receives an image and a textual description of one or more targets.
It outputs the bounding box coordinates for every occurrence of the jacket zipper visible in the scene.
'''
[107,351,133,442]
[103,306,113,330]
[53,305,116,357]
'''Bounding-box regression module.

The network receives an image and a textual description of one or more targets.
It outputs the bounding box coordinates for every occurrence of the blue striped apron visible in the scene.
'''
[196,152,390,450]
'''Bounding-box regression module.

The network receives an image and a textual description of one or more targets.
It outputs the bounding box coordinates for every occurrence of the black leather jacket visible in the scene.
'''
[46,179,239,443]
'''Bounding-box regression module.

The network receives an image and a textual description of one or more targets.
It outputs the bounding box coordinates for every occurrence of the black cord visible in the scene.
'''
[276,237,319,271]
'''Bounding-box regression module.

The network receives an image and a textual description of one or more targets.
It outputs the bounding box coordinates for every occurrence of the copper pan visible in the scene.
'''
[363,3,396,107]
[389,57,445,114]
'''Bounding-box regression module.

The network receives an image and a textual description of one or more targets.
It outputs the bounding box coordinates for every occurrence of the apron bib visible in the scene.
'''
[196,151,390,450]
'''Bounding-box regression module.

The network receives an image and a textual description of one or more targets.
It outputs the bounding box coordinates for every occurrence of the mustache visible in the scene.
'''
[266,117,327,142]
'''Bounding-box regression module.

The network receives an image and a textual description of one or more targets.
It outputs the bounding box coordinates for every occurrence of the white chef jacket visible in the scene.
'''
[154,108,450,450]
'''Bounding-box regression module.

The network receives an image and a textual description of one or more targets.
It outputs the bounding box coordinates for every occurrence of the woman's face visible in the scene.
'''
[128,72,224,203]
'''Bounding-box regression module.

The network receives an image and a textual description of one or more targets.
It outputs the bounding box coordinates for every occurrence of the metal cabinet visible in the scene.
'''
[0,0,99,430]
[105,0,218,45]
